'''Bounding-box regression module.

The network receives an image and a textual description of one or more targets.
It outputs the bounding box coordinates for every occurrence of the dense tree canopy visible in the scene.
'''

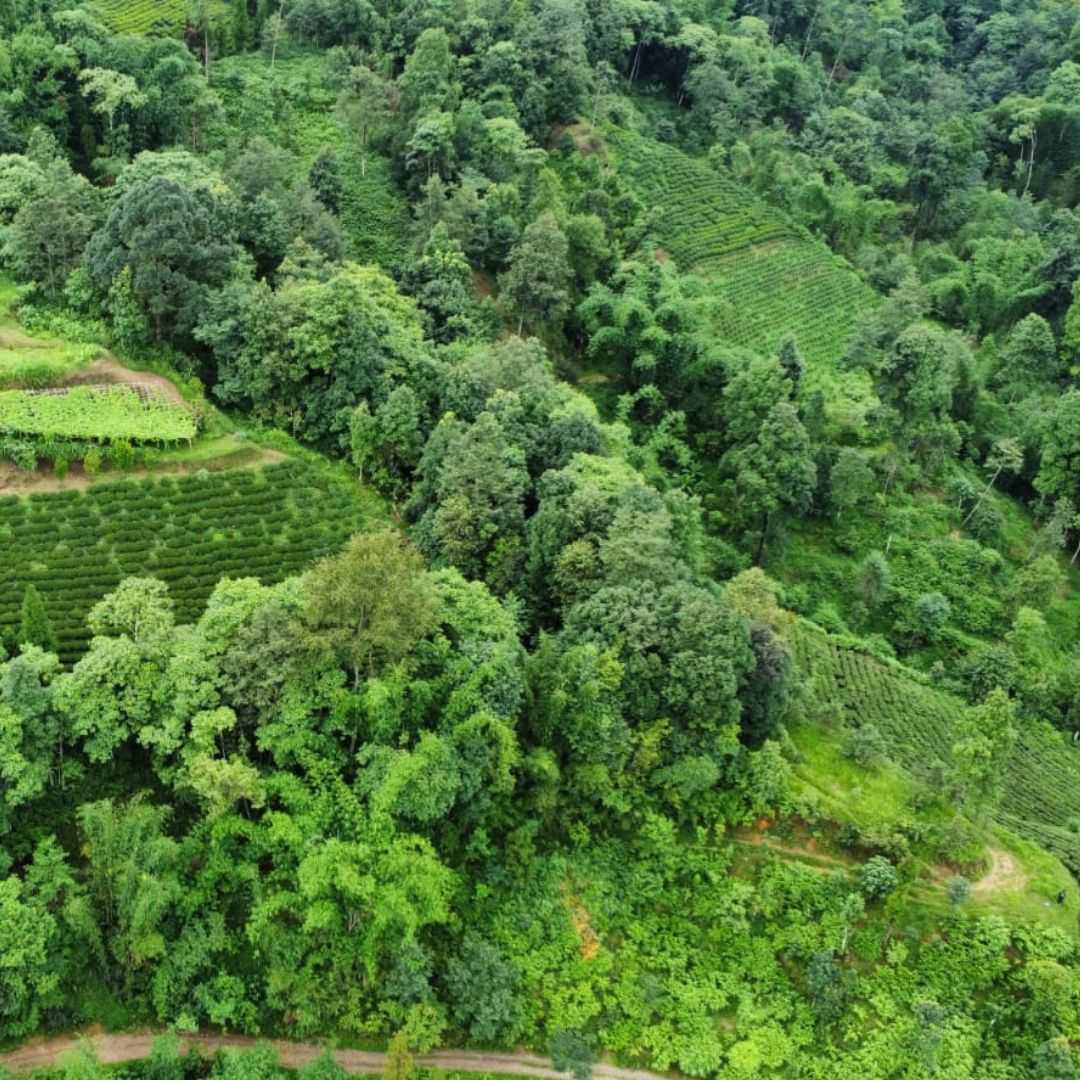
[0,0,1079,1076]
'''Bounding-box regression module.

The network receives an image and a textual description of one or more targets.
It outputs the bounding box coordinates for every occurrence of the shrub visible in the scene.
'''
[912,591,951,642]
[812,601,848,635]
[946,876,971,905]
[858,855,898,899]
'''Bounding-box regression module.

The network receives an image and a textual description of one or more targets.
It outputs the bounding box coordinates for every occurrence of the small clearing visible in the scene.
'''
[0,325,55,350]
[973,847,1027,897]
[731,818,851,871]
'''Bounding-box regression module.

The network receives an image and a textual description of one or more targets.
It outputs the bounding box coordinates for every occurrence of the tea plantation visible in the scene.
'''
[793,621,1080,876]
[0,461,380,662]
[612,130,878,371]
[90,0,189,34]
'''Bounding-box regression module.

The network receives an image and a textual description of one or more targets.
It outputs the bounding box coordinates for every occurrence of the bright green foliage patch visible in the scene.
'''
[0,276,103,389]
[337,143,411,269]
[0,462,380,662]
[0,343,102,390]
[213,54,410,270]
[612,130,878,371]
[0,386,196,443]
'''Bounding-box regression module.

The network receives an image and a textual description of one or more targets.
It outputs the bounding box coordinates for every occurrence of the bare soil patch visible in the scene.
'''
[62,356,188,406]
[0,327,56,350]
[973,847,1027,897]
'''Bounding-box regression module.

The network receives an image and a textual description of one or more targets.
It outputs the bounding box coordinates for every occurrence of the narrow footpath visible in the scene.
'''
[0,1031,669,1080]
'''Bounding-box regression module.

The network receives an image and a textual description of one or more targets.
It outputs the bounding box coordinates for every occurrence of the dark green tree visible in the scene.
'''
[445,936,520,1044]
[499,213,572,336]
[549,1030,595,1080]
[84,176,238,345]
[19,585,56,654]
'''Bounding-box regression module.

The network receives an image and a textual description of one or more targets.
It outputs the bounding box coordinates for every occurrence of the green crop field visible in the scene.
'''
[0,461,383,663]
[90,0,230,35]
[792,621,1080,876]
[90,0,189,34]
[611,131,878,373]
[0,385,197,443]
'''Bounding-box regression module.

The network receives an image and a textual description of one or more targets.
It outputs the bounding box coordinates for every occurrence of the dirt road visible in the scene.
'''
[0,1031,667,1080]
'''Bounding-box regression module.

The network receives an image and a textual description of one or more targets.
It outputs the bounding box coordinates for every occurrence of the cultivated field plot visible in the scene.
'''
[792,622,1080,875]
[0,461,372,662]
[0,385,196,443]
[91,0,190,34]
[612,131,877,369]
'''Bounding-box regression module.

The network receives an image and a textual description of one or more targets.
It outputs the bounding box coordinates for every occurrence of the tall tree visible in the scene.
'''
[303,531,439,688]
[951,688,1017,820]
[499,213,572,336]
[19,585,55,654]
[85,176,238,346]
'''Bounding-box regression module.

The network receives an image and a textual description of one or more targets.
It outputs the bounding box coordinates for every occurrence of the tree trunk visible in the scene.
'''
[801,4,820,60]
[754,511,769,565]
[628,39,643,85]
[961,465,1002,527]
[828,35,846,83]
[1022,130,1037,197]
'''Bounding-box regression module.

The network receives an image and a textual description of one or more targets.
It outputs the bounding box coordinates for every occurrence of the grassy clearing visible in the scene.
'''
[0,277,102,389]
[789,715,932,833]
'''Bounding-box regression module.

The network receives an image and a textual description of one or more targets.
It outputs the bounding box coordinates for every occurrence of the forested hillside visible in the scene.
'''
[2,1,1080,1078]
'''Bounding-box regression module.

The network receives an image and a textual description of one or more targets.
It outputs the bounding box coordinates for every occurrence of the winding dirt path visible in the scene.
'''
[0,1031,667,1080]
[973,847,1027,897]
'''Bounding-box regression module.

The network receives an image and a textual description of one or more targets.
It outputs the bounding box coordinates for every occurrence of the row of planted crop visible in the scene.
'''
[0,463,366,658]
[0,385,197,442]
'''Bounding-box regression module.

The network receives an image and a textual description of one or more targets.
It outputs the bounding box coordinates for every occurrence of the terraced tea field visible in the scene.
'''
[90,0,231,35]
[91,0,189,34]
[0,461,381,662]
[612,132,878,373]
[792,622,1080,876]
